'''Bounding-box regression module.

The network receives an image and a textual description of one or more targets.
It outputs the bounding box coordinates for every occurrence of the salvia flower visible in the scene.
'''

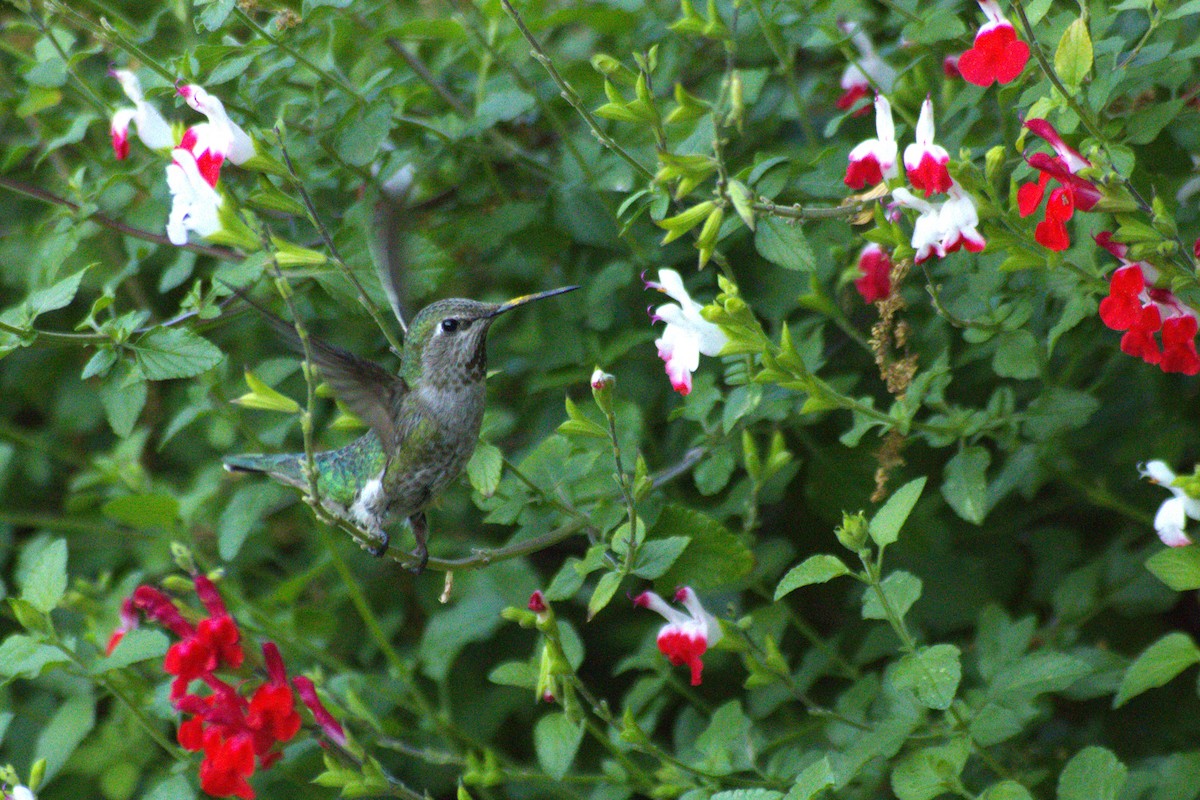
[836,21,897,114]
[632,586,722,686]
[105,596,140,656]
[645,269,728,396]
[892,181,985,263]
[293,677,348,749]
[166,148,223,246]
[1139,461,1200,548]
[902,97,952,197]
[1096,233,1200,375]
[4,786,35,800]
[1018,119,1101,253]
[844,95,899,189]
[109,69,174,159]
[855,243,892,303]
[177,83,255,165]
[958,0,1030,87]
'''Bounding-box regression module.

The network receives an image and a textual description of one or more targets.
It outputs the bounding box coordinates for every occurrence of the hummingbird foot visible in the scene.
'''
[366,527,390,558]
[406,512,429,574]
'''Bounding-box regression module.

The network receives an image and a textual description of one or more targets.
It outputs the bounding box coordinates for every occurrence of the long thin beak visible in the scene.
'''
[489,285,579,317]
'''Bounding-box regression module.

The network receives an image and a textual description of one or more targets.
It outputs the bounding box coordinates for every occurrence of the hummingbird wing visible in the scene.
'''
[231,288,408,448]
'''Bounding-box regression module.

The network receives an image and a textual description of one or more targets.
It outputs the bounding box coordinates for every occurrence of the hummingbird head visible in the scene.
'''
[402,287,578,387]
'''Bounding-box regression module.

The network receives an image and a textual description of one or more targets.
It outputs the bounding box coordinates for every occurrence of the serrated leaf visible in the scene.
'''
[654,505,753,590]
[26,268,87,318]
[755,216,815,271]
[534,712,583,780]
[1054,17,1093,89]
[1145,546,1200,591]
[467,441,503,498]
[99,374,147,438]
[869,477,926,547]
[132,328,224,380]
[588,571,622,620]
[941,447,990,525]
[633,536,691,579]
[891,738,971,800]
[891,644,962,710]
[862,571,922,621]
[1113,632,1200,708]
[775,554,852,600]
[1057,746,1126,800]
[20,539,67,614]
[0,634,70,680]
[784,757,835,800]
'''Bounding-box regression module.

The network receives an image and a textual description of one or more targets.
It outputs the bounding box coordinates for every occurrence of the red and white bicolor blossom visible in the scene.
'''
[633,586,722,686]
[177,83,255,165]
[4,786,35,800]
[1138,461,1200,548]
[836,21,897,114]
[855,243,893,303]
[903,97,952,197]
[958,0,1030,87]
[645,269,727,396]
[109,69,174,159]
[892,181,985,263]
[114,574,348,798]
[844,94,899,190]
[1096,233,1200,375]
[166,148,223,246]
[1017,118,1102,252]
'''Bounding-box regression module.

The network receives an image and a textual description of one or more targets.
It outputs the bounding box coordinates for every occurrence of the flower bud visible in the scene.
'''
[590,368,615,417]
[835,511,870,552]
[29,758,47,791]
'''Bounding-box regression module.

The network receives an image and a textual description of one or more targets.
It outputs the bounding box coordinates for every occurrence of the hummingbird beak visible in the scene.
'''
[489,285,579,318]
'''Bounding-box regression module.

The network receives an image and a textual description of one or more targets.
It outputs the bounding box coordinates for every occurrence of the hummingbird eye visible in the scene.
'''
[440,318,460,333]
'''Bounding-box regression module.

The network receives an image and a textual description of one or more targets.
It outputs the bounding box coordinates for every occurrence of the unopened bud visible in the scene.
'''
[28,759,46,792]
[984,145,1005,185]
[835,511,870,552]
[170,541,196,574]
[501,607,538,628]
[591,368,615,416]
[590,53,623,76]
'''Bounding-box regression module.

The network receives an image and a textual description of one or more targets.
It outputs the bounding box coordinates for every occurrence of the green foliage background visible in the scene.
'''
[3,0,1200,799]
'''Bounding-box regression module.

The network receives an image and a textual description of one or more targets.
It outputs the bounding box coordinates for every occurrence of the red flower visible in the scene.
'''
[903,97,952,197]
[633,586,722,686]
[1161,316,1200,375]
[1019,120,1101,251]
[844,95,899,190]
[855,244,892,303]
[106,597,140,656]
[958,0,1030,87]
[198,730,257,800]
[294,677,348,749]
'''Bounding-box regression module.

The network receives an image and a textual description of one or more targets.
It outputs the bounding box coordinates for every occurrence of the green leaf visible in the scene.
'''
[979,780,1034,800]
[891,644,962,710]
[696,701,754,774]
[784,757,835,800]
[0,634,71,680]
[336,103,393,167]
[941,447,990,525]
[1113,632,1200,708]
[992,330,1041,379]
[99,374,147,438]
[93,629,170,673]
[712,792,782,800]
[196,0,236,30]
[1057,747,1126,800]
[754,216,815,271]
[775,554,852,600]
[533,712,583,780]
[862,571,922,620]
[467,442,504,498]
[218,484,288,561]
[20,538,67,614]
[654,505,753,590]
[1054,17,1093,89]
[26,268,86,318]
[488,661,535,689]
[891,738,971,800]
[132,328,224,380]
[101,493,179,530]
[869,477,927,547]
[632,536,691,579]
[588,570,623,620]
[1145,546,1200,591]
[35,692,96,783]
[989,652,1091,701]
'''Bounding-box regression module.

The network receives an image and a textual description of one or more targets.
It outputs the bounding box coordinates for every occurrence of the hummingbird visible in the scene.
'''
[223,285,578,573]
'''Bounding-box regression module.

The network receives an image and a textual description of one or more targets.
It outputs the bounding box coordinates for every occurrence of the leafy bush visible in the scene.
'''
[3,1,1200,799]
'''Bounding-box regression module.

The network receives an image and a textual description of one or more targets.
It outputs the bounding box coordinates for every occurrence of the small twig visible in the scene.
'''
[235,9,364,101]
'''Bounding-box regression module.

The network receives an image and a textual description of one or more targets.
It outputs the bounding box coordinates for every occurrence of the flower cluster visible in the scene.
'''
[116,575,346,798]
[645,269,728,396]
[892,183,986,264]
[108,71,255,246]
[1096,233,1200,375]
[1017,119,1101,252]
[633,586,722,685]
[957,0,1030,87]
[1139,461,1200,548]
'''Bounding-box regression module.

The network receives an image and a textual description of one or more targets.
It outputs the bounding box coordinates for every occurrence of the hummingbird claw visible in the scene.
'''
[406,545,429,575]
[366,530,390,558]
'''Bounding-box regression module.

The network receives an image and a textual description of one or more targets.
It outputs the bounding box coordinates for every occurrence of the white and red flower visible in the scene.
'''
[109,69,174,159]
[855,243,892,303]
[892,181,985,263]
[844,95,899,189]
[633,586,722,686]
[958,0,1030,87]
[645,269,727,396]
[177,83,255,165]
[836,21,897,114]
[903,97,952,197]
[1017,119,1102,252]
[166,148,223,246]
[1139,461,1200,548]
